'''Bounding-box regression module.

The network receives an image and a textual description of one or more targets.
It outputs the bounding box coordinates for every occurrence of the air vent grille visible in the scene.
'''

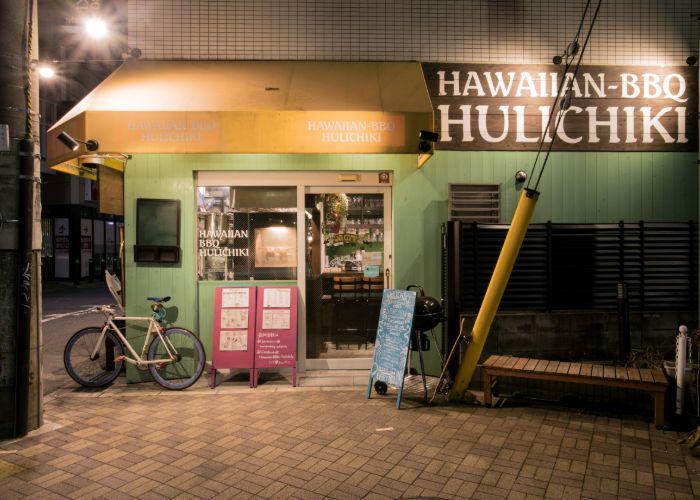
[448,184,500,223]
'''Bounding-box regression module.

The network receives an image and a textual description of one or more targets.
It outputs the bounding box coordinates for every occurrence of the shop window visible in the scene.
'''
[197,186,297,281]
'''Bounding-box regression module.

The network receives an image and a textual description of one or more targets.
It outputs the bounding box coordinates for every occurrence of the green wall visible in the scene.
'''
[124,151,697,381]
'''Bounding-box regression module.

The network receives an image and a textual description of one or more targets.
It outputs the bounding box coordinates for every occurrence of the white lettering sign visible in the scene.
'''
[423,63,697,152]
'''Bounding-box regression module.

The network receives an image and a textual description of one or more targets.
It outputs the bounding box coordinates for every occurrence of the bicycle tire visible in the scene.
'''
[147,327,205,390]
[64,327,124,387]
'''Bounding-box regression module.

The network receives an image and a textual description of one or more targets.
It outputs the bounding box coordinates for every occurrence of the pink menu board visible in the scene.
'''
[211,287,257,388]
[254,286,298,387]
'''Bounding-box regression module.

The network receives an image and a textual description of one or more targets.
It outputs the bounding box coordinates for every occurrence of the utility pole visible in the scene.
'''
[0,0,43,437]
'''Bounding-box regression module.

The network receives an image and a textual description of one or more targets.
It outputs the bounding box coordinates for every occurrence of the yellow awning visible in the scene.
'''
[47,60,434,167]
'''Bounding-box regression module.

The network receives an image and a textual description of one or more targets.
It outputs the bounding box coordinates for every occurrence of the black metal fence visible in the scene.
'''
[444,221,698,313]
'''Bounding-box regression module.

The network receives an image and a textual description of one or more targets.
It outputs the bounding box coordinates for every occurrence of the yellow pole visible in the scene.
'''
[449,188,540,401]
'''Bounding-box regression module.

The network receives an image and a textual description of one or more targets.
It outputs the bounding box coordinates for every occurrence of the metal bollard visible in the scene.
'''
[676,325,690,416]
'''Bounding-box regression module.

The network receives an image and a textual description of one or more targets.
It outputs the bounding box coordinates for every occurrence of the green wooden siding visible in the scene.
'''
[424,151,698,224]
[124,151,697,381]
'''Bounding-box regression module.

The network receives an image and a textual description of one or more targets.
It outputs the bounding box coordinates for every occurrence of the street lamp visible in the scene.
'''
[38,65,55,79]
[84,17,108,39]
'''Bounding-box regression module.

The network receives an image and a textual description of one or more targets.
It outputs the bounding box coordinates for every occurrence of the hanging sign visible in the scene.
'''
[366,289,417,409]
[54,218,70,279]
[211,286,257,388]
[254,286,298,387]
[422,63,698,152]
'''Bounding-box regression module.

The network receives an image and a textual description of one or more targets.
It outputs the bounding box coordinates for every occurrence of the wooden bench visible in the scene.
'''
[482,355,669,428]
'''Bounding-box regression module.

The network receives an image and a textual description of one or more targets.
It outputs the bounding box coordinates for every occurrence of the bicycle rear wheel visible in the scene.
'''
[64,327,124,387]
[147,327,205,390]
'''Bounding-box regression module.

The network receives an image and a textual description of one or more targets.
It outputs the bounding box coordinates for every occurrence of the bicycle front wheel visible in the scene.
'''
[64,327,124,387]
[147,327,205,390]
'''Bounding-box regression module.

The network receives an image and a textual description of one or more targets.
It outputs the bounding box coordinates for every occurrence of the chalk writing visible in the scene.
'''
[369,289,417,388]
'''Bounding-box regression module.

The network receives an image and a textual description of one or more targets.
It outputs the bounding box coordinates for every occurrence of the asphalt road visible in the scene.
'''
[42,281,113,395]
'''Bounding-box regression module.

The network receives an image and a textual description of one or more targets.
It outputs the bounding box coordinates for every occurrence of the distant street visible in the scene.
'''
[42,280,112,395]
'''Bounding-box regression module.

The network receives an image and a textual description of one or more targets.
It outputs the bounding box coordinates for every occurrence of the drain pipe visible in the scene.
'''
[676,325,689,416]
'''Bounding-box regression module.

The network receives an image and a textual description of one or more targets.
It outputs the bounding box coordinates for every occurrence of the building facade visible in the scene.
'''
[48,0,700,383]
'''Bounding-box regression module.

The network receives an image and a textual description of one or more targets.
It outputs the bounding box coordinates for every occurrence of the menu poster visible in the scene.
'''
[220,330,247,351]
[255,331,296,366]
[263,288,291,308]
[211,286,257,388]
[222,288,249,308]
[221,308,248,329]
[366,289,417,408]
[254,286,298,387]
[262,309,290,330]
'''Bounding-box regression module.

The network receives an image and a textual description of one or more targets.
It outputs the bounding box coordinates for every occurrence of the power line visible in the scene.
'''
[527,0,603,192]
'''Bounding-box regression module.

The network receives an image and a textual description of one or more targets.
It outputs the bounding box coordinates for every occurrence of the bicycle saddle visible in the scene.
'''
[147,296,171,303]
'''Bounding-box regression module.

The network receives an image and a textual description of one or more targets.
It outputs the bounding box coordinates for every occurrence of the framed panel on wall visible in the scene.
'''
[134,198,181,263]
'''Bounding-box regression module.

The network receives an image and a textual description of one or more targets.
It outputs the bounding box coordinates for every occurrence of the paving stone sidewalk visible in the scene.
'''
[0,384,698,499]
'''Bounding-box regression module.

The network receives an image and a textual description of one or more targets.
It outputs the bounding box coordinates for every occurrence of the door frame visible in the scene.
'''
[195,171,393,372]
[304,186,392,371]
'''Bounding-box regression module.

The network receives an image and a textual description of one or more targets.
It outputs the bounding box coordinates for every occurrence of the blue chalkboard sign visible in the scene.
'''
[366,289,417,408]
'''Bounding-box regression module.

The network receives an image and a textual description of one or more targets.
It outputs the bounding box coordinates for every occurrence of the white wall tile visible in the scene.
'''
[127,0,699,65]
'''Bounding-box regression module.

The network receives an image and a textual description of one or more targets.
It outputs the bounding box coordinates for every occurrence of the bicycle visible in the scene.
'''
[63,272,205,390]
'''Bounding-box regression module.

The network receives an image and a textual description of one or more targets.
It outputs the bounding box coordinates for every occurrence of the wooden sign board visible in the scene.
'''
[422,63,698,152]
[254,286,298,387]
[211,286,257,388]
[366,289,417,408]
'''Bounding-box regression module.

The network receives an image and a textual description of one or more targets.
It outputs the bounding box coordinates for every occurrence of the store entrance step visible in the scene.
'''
[298,370,369,387]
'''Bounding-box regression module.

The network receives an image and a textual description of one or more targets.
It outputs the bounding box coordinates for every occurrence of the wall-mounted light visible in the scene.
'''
[417,130,439,169]
[419,130,439,143]
[687,56,697,66]
[418,130,439,153]
[552,55,563,65]
[515,170,527,183]
[57,131,99,152]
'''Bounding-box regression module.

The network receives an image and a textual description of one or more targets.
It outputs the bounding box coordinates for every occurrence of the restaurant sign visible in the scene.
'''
[422,63,697,151]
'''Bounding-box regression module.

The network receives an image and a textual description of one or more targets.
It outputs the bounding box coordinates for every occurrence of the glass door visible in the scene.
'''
[304,187,392,370]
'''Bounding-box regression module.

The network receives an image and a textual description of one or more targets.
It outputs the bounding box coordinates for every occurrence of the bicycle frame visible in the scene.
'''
[91,313,178,367]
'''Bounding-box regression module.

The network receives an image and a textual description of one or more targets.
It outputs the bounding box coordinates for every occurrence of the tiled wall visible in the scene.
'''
[128,0,699,64]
